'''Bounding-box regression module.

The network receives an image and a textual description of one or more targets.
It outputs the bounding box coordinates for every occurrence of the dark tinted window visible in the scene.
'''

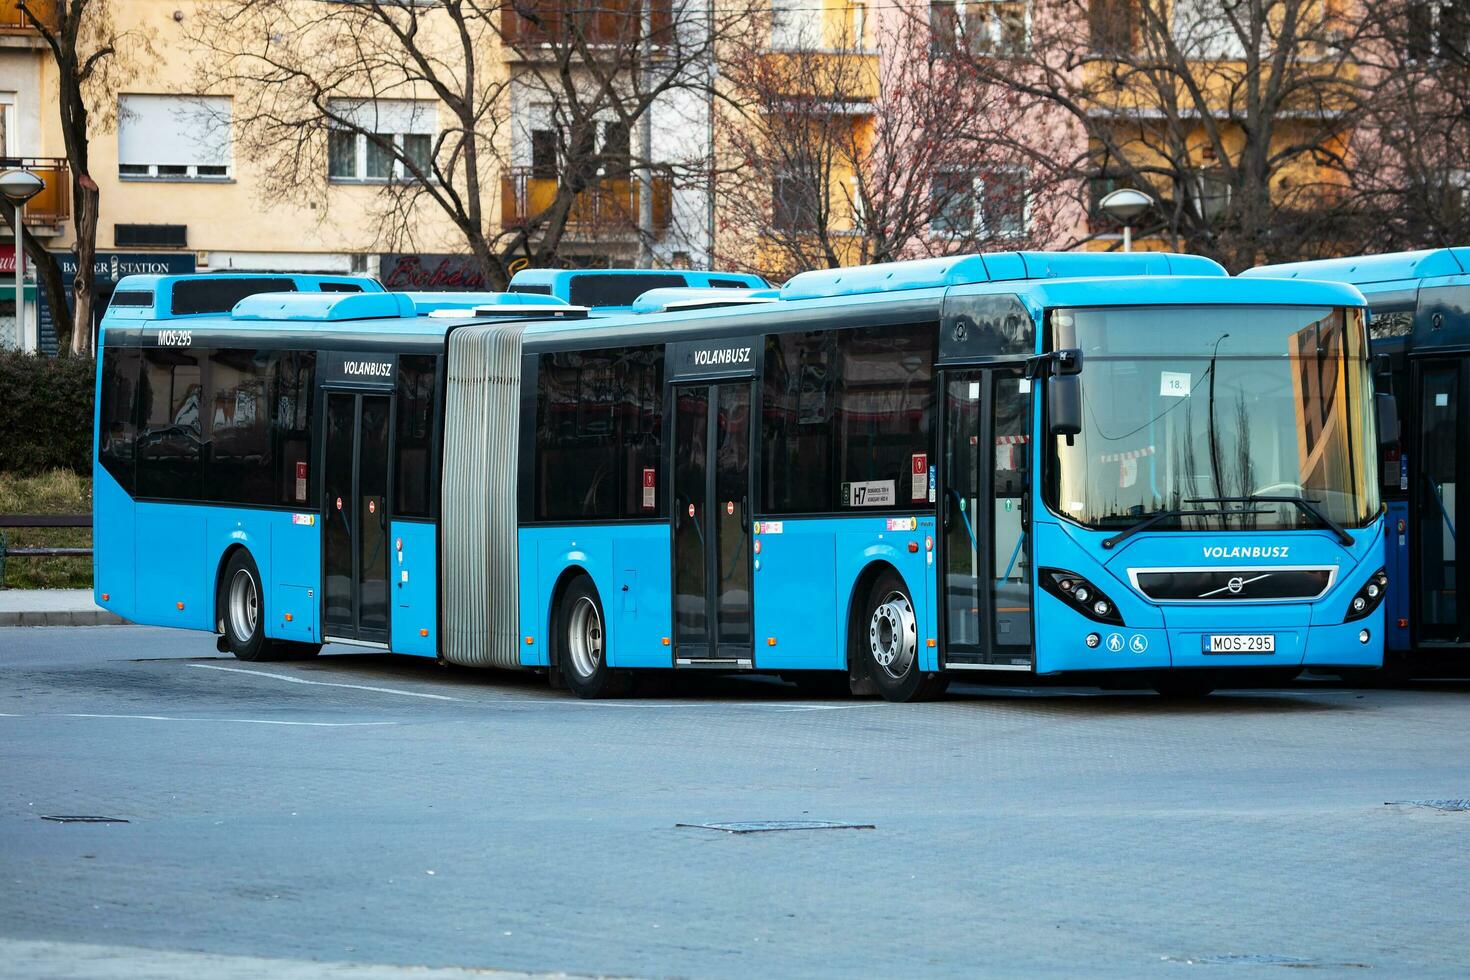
[319,282,364,293]
[115,223,187,248]
[837,324,936,507]
[762,331,835,512]
[171,278,297,315]
[98,346,140,493]
[568,274,685,308]
[110,291,154,308]
[709,278,751,289]
[535,346,663,520]
[275,351,316,506]
[761,324,936,512]
[508,283,553,296]
[136,347,205,499]
[395,354,438,518]
[206,350,276,505]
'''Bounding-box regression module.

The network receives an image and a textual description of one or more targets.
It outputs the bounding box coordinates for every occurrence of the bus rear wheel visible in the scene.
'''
[218,550,313,662]
[860,570,948,703]
[555,574,632,699]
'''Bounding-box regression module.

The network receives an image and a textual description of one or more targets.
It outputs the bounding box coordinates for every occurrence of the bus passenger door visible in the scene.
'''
[323,392,392,645]
[939,368,1033,669]
[1415,358,1466,645]
[671,382,754,666]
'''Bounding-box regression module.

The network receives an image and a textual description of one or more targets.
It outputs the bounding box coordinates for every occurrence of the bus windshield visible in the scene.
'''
[1047,305,1380,533]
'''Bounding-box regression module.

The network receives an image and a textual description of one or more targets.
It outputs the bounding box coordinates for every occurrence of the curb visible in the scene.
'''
[0,611,130,627]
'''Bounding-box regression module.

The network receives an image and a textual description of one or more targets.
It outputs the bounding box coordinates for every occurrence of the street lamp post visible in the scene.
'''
[1097,188,1154,253]
[0,169,45,351]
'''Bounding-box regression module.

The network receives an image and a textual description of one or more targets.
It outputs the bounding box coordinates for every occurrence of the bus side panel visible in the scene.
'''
[268,517,321,645]
[133,503,211,631]
[517,524,673,669]
[92,467,137,622]
[1385,500,1411,653]
[836,517,935,672]
[389,520,437,656]
[753,523,839,670]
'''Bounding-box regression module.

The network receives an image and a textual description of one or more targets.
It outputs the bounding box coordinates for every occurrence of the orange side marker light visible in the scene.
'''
[101,593,109,601]
[767,637,777,646]
[926,638,937,648]
[176,602,185,610]
[525,636,534,645]
[420,628,429,637]
[284,613,293,622]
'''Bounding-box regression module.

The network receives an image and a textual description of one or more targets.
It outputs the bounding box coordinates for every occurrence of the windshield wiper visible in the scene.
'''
[1100,506,1264,550]
[1187,495,1354,546]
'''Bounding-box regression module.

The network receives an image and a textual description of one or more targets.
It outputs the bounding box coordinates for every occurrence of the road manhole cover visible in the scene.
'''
[41,815,129,824]
[1386,799,1470,811]
[676,820,874,834]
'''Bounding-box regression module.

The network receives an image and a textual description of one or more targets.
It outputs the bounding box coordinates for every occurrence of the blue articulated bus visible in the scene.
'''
[1246,248,1470,672]
[507,267,768,310]
[94,251,1387,700]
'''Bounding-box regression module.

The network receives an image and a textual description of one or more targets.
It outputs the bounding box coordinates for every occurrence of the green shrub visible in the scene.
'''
[0,350,95,476]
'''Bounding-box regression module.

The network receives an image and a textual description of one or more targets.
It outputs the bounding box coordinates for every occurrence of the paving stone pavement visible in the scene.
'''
[2,626,1468,978]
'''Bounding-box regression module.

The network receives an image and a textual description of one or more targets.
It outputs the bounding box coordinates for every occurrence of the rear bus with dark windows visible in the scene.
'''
[98,253,1387,701]
[1246,248,1470,674]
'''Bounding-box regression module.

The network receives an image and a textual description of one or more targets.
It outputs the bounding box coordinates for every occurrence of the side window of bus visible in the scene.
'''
[535,345,663,520]
[99,346,141,493]
[761,324,936,513]
[395,355,438,518]
[762,331,836,512]
[136,347,205,499]
[275,351,316,506]
[206,350,277,505]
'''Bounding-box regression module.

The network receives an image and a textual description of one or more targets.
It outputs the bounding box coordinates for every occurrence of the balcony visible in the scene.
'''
[502,0,673,50]
[501,167,672,237]
[0,157,69,224]
[0,0,60,33]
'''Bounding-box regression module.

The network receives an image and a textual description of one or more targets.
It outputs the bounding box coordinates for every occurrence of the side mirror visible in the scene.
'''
[1376,392,1399,446]
[1049,374,1082,438]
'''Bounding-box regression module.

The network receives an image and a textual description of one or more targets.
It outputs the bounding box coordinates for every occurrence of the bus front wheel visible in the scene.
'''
[554,574,632,699]
[860,570,948,703]
[218,550,313,662]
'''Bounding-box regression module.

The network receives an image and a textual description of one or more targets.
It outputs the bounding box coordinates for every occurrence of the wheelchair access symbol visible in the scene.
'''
[1129,634,1149,653]
[1105,632,1125,653]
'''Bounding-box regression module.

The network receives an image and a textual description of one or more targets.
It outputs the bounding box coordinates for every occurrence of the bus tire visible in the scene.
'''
[554,574,632,699]
[860,570,948,703]
[218,550,288,662]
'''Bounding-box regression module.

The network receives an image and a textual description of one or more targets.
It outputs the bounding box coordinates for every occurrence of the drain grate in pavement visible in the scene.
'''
[676,820,874,834]
[1386,799,1470,811]
[40,815,129,824]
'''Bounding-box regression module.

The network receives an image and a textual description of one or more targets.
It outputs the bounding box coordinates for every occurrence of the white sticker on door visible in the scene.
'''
[843,480,895,507]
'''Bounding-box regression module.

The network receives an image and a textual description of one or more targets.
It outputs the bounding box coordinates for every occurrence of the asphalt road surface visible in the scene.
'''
[3,626,1468,978]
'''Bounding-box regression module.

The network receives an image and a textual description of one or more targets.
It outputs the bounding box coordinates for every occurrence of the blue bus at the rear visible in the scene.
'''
[1246,248,1470,664]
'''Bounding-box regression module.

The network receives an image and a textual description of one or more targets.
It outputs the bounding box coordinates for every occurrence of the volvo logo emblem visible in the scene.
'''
[1227,576,1245,594]
[952,321,968,343]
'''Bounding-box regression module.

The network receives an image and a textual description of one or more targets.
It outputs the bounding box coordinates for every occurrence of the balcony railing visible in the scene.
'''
[502,0,673,49]
[501,168,671,236]
[0,158,70,224]
[0,0,60,33]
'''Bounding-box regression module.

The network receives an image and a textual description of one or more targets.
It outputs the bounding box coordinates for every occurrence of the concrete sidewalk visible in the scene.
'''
[0,589,127,627]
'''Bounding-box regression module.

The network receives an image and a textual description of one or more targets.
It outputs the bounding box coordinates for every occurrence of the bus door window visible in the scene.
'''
[714,384,752,651]
[322,391,393,642]
[941,368,1032,665]
[1418,362,1460,637]
[672,386,709,648]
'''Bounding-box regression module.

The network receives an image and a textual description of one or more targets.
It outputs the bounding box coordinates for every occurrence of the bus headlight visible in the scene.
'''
[1040,568,1124,625]
[1344,568,1388,623]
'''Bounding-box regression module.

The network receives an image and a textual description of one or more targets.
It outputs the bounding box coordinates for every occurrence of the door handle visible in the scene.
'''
[741,495,749,532]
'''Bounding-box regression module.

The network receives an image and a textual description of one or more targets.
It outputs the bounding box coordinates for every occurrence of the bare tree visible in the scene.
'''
[717,8,1072,280]
[19,0,150,353]
[944,0,1377,270]
[194,0,761,286]
[1348,1,1470,249]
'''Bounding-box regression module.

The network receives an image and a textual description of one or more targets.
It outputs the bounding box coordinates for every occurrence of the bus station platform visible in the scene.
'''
[0,589,127,628]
